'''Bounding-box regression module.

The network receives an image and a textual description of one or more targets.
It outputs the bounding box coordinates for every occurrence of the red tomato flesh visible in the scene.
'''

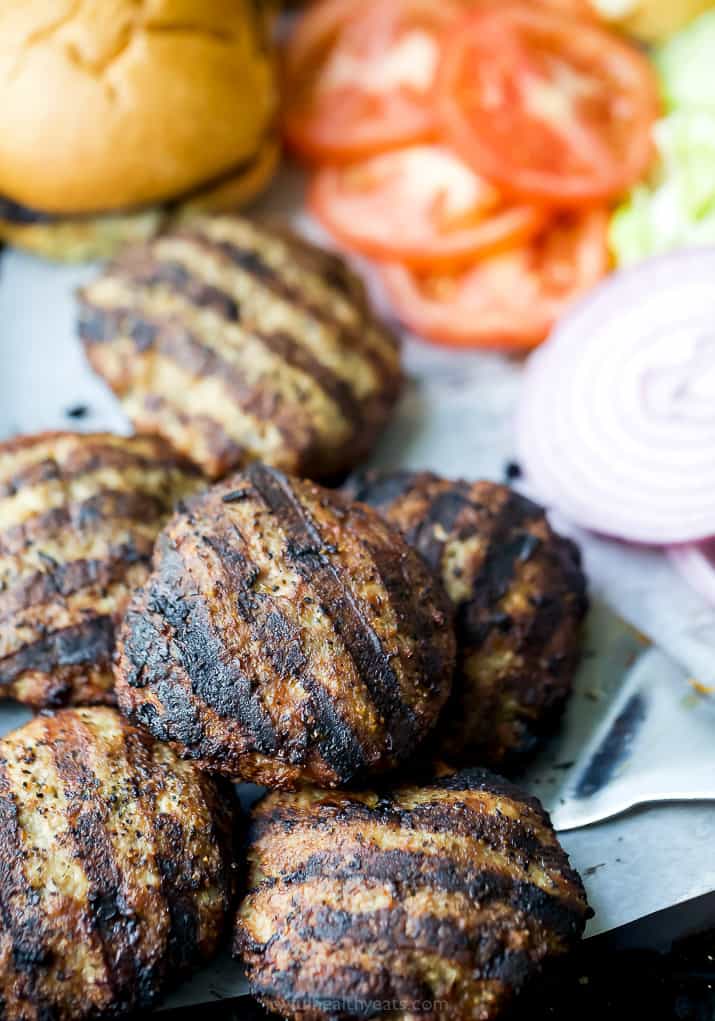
[310,144,546,269]
[379,208,610,351]
[283,0,460,163]
[437,5,660,205]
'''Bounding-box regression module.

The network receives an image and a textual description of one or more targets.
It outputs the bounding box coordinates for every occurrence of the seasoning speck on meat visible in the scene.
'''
[0,706,236,1020]
[115,464,456,788]
[78,215,402,480]
[235,768,592,1021]
[0,431,203,708]
[343,471,588,771]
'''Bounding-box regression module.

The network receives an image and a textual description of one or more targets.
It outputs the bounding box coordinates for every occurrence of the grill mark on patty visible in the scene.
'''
[361,537,447,701]
[49,715,139,1008]
[262,849,583,940]
[0,445,192,501]
[253,799,565,882]
[120,729,200,981]
[204,531,369,782]
[0,617,115,686]
[124,542,279,756]
[431,767,547,812]
[85,260,366,431]
[133,395,247,475]
[0,762,49,1014]
[516,540,588,667]
[456,491,545,651]
[408,482,475,569]
[79,307,298,439]
[0,541,153,621]
[276,902,536,982]
[343,470,419,512]
[0,491,168,558]
[247,464,418,753]
[169,229,384,368]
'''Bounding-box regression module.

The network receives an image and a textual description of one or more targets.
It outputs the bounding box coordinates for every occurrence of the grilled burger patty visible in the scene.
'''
[115,464,456,788]
[343,472,588,770]
[235,768,591,1021]
[0,432,202,708]
[77,215,402,480]
[0,706,236,1020]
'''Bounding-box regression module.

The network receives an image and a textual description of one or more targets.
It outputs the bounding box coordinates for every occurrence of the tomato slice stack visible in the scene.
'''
[283,0,660,351]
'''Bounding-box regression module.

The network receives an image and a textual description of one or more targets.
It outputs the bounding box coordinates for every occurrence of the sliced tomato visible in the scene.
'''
[309,145,545,270]
[437,6,659,205]
[379,208,610,351]
[282,0,460,163]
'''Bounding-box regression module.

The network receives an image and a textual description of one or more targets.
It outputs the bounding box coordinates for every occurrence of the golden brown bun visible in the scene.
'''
[0,136,281,261]
[590,0,714,41]
[0,0,278,215]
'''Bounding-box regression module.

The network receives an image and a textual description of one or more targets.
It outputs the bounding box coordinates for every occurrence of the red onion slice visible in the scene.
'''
[668,541,715,606]
[517,249,715,544]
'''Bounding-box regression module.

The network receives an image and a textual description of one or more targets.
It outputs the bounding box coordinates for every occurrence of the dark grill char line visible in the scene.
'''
[0,708,236,1021]
[0,617,116,686]
[50,713,140,1008]
[79,297,364,433]
[202,529,368,780]
[116,466,455,789]
[260,849,584,942]
[247,464,421,756]
[343,471,588,772]
[235,768,591,1021]
[78,215,402,480]
[0,490,169,557]
[0,540,153,621]
[0,432,203,708]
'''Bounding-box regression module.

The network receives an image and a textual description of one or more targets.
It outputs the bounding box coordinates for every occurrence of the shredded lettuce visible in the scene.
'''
[610,111,715,265]
[655,9,715,112]
[611,8,715,269]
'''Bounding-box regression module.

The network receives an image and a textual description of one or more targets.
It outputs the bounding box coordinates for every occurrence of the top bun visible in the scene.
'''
[0,0,278,214]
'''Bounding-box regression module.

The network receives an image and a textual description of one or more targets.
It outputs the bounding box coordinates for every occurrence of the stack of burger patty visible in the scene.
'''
[0,214,591,1021]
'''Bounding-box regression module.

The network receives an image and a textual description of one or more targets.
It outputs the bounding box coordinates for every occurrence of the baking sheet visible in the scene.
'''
[1,201,714,1008]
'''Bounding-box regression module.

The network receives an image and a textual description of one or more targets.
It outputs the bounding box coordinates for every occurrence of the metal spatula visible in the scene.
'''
[521,600,715,831]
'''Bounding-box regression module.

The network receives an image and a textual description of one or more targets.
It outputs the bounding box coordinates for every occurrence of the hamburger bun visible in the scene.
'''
[0,0,279,259]
[590,0,715,41]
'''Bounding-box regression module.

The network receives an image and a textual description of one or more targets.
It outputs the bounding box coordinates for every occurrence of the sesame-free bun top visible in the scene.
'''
[0,0,277,214]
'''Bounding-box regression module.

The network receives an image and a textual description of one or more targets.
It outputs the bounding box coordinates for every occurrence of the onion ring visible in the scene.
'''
[517,249,715,544]
[668,541,715,606]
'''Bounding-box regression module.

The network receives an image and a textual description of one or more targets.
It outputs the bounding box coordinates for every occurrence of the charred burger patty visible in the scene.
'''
[0,432,202,708]
[115,464,455,788]
[78,215,402,480]
[0,706,236,1020]
[343,472,588,771]
[235,768,591,1021]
